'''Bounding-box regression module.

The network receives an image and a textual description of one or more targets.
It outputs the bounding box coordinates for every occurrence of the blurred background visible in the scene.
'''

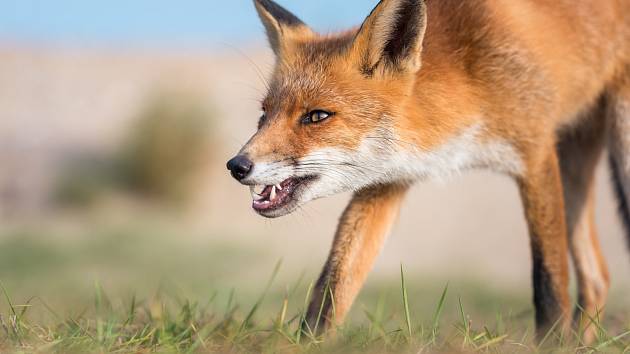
[0,0,628,324]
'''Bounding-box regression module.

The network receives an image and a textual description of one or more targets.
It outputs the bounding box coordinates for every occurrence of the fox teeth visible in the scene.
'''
[275,184,283,191]
[270,185,277,201]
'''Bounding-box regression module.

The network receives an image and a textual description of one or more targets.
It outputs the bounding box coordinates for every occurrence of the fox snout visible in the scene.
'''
[226,155,254,181]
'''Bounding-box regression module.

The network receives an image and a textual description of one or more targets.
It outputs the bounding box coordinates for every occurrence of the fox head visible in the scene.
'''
[228,0,457,218]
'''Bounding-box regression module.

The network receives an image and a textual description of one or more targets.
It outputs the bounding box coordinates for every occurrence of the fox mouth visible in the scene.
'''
[249,176,316,217]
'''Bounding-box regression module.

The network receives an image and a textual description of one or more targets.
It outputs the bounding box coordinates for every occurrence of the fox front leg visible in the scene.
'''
[304,184,408,334]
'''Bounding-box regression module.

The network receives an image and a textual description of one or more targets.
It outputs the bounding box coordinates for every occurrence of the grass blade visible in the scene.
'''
[400,264,413,342]
[239,259,282,334]
[431,283,449,344]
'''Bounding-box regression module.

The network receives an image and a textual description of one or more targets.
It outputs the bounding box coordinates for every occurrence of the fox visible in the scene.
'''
[226,0,630,342]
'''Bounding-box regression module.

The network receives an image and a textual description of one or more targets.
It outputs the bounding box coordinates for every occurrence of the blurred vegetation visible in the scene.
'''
[120,92,214,203]
[0,235,628,353]
[0,223,628,352]
[55,91,216,207]
[53,156,125,207]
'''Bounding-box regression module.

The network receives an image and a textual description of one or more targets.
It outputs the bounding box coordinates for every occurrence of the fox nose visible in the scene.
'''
[227,155,253,181]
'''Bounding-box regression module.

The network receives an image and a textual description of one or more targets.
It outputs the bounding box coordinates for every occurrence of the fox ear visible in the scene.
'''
[254,0,312,56]
[352,0,427,76]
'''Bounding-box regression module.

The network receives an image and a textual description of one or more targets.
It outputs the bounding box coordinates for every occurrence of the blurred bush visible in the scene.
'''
[120,92,215,203]
[54,155,124,207]
[55,91,216,207]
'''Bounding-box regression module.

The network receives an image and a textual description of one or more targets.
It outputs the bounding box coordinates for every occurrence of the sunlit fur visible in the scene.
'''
[233,0,630,342]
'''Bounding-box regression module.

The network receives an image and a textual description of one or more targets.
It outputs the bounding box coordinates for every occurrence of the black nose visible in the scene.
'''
[227,155,253,181]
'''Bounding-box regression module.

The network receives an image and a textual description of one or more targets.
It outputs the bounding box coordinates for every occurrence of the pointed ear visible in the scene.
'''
[254,0,312,56]
[352,0,427,76]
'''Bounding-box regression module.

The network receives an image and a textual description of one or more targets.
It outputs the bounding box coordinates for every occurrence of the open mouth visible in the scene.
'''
[249,176,314,214]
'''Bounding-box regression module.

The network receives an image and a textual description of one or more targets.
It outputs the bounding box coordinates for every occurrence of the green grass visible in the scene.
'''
[1,273,629,353]
[0,226,628,353]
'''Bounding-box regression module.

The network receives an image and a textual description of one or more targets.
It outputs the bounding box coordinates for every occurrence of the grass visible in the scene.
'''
[0,226,628,353]
[0,270,629,353]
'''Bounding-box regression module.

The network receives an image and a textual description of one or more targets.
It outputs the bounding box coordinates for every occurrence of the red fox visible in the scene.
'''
[227,0,630,341]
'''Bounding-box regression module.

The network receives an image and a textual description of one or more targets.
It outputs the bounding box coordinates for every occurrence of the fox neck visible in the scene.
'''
[357,46,525,184]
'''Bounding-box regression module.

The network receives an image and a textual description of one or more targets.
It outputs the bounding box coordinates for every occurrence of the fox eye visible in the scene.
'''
[258,111,267,129]
[302,110,333,124]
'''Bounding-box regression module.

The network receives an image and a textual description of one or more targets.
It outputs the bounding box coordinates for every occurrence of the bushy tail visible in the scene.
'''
[610,155,630,251]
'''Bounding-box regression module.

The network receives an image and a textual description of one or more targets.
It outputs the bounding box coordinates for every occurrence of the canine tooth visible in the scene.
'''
[270,185,277,200]
[275,184,283,191]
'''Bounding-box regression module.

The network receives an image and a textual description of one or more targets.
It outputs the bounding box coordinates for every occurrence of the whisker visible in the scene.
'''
[364,135,419,148]
[220,42,271,92]
[297,160,383,176]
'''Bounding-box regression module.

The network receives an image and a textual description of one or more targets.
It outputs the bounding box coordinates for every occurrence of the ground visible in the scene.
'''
[0,221,628,353]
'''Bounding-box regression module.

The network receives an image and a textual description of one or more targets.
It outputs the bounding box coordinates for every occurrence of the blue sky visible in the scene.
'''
[1,1,378,47]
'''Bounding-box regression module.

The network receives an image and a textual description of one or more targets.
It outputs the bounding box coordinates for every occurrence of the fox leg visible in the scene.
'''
[518,146,572,339]
[557,110,609,344]
[608,70,630,248]
[570,192,609,341]
[305,184,408,333]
